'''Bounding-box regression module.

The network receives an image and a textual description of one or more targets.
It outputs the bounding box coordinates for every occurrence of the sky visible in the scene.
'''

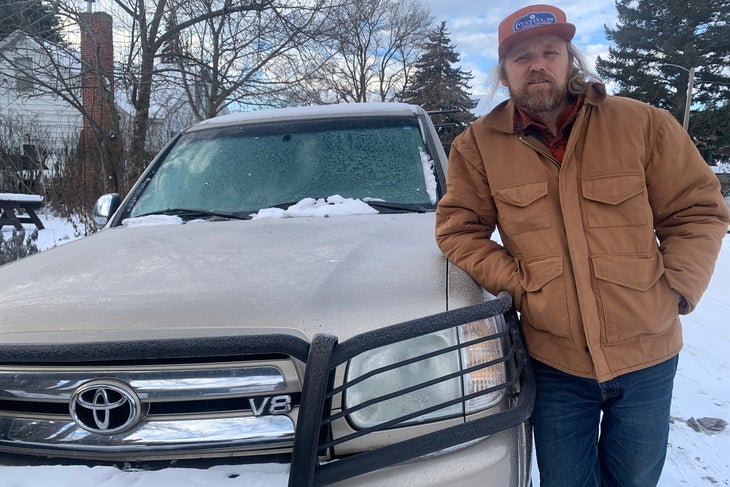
[0,207,726,486]
[73,0,619,116]
[420,0,620,113]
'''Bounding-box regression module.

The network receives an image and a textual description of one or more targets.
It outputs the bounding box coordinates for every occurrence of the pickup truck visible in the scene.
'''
[0,102,534,486]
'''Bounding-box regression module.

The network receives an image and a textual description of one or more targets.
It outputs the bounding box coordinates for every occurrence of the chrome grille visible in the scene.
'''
[0,360,301,460]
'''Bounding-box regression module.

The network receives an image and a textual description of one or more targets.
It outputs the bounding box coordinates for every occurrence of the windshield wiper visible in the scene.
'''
[246,199,435,215]
[135,208,252,221]
[363,201,435,213]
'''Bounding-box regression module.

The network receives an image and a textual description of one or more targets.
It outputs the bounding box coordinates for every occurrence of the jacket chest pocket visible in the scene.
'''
[492,182,550,235]
[581,174,649,228]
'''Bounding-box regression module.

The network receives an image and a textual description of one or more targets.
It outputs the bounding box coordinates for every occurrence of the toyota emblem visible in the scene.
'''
[69,380,142,435]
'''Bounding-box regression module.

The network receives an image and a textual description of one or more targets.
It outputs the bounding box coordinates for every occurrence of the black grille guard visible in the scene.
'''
[290,291,534,486]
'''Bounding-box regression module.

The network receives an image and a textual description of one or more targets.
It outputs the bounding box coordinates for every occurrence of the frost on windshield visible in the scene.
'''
[250,195,378,220]
[128,116,436,219]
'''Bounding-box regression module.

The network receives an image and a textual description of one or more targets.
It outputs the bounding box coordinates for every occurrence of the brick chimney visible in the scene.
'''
[76,10,124,199]
[77,11,114,154]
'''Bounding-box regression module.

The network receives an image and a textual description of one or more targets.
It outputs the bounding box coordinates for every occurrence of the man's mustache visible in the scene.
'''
[527,74,555,84]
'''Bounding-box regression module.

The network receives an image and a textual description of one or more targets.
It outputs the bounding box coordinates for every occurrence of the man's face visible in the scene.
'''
[501,35,572,114]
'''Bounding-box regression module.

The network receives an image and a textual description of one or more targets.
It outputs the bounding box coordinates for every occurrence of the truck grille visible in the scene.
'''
[0,336,310,460]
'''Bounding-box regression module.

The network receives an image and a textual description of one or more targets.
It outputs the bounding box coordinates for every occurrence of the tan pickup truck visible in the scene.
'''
[0,103,533,486]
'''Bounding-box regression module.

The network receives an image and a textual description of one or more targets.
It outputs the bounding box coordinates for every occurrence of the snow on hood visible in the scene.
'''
[119,196,379,226]
[0,213,452,345]
[122,214,185,227]
[250,195,378,220]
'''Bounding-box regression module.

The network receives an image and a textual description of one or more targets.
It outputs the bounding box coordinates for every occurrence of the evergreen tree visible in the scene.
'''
[596,0,730,162]
[401,21,477,154]
[0,0,64,44]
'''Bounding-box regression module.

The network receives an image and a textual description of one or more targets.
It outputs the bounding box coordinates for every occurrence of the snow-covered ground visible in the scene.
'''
[1,212,728,486]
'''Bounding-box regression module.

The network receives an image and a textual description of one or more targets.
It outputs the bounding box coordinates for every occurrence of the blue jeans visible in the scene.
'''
[531,356,678,487]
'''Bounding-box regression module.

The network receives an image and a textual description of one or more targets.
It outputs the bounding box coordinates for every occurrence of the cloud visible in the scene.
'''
[423,1,617,65]
[420,0,619,112]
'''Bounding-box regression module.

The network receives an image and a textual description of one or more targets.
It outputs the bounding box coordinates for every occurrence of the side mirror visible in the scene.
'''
[92,193,122,226]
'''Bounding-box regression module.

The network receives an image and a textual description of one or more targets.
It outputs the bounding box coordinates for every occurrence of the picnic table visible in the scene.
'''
[0,193,45,231]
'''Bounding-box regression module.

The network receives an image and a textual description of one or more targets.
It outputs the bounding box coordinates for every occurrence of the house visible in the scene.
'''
[0,30,83,142]
[0,11,207,194]
[0,30,82,191]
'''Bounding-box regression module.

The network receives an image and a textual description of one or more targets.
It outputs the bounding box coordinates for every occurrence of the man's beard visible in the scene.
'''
[509,74,567,114]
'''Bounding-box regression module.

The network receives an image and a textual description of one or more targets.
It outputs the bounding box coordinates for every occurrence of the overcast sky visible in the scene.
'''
[421,1,620,113]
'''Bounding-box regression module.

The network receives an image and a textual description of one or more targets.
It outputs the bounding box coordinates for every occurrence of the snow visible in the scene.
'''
[420,148,439,204]
[0,464,290,486]
[25,209,85,248]
[251,195,378,220]
[2,214,729,486]
[122,214,185,227]
[0,192,44,203]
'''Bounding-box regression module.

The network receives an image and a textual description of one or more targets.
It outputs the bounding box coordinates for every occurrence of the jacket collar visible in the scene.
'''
[479,82,607,134]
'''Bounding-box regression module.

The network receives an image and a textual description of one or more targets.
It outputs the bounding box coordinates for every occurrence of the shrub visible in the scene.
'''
[0,229,40,266]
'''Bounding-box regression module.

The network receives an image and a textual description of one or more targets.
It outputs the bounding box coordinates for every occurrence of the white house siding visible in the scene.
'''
[0,94,82,150]
[0,32,83,162]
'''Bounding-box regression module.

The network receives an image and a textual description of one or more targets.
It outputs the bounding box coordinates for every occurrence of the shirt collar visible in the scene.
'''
[513,95,584,139]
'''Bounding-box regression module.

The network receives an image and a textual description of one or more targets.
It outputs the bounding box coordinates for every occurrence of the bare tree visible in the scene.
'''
[1,0,431,207]
[161,0,338,118]
[113,0,351,182]
[1,0,340,197]
[304,0,432,103]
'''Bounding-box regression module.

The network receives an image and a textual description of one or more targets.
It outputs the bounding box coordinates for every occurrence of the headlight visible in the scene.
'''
[459,317,507,413]
[345,316,507,429]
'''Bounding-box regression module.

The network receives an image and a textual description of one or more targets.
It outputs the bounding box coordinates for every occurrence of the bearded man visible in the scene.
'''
[435,4,729,486]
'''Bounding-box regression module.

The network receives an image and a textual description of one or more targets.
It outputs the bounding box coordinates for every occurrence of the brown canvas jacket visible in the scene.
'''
[435,83,729,382]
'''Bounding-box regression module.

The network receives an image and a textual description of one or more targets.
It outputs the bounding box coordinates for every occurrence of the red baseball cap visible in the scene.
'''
[498,4,576,58]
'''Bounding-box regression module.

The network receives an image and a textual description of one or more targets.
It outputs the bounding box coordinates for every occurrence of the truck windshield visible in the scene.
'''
[129,116,436,218]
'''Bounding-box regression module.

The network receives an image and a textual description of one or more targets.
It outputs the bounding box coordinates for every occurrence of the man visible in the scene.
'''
[435,4,729,487]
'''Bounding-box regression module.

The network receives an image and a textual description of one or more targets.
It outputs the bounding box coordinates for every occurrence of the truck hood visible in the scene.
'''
[0,213,454,345]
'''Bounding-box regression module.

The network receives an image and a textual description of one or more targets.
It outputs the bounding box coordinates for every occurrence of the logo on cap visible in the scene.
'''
[513,11,558,33]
